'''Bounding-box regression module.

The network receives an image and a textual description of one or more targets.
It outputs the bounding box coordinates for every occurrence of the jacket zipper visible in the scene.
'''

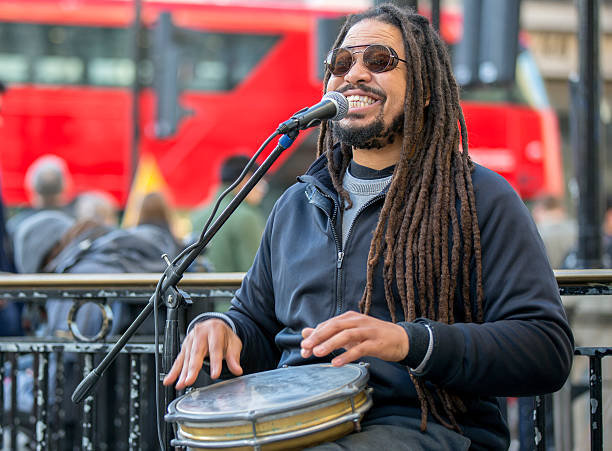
[335,193,386,315]
[313,186,386,316]
[311,189,343,316]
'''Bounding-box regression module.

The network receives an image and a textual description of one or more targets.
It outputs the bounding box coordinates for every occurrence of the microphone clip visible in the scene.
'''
[276,106,308,135]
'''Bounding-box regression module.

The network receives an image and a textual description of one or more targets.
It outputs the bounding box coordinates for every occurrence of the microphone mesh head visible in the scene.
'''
[323,91,349,121]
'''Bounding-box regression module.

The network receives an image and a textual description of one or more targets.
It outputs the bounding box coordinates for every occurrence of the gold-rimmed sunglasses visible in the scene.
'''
[324,44,407,77]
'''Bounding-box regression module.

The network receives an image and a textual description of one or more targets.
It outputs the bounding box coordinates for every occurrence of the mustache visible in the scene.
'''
[336,84,386,101]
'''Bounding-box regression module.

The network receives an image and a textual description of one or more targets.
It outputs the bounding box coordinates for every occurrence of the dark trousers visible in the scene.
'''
[305,417,471,451]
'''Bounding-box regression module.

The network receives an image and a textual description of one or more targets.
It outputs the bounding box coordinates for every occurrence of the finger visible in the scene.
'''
[312,328,362,358]
[163,344,186,386]
[184,333,210,387]
[208,329,225,380]
[300,327,316,358]
[225,336,244,376]
[175,335,195,390]
[330,342,371,367]
[300,319,341,350]
[301,315,361,349]
[301,327,315,338]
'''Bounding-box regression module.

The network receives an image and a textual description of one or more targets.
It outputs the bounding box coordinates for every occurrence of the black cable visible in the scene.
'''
[171,131,279,265]
[154,130,280,450]
[154,273,166,451]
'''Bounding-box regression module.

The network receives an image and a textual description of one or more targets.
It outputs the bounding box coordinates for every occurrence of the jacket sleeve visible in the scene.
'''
[225,203,283,374]
[416,170,574,397]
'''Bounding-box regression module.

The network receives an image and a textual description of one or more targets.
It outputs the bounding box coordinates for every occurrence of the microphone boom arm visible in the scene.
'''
[71,129,298,405]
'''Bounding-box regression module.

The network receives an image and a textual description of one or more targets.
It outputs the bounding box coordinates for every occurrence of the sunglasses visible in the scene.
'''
[325,44,408,77]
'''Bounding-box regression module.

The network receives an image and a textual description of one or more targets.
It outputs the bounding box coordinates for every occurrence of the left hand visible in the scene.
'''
[300,311,409,366]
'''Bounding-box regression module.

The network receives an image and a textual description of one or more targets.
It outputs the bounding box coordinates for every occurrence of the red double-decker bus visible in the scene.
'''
[0,0,562,210]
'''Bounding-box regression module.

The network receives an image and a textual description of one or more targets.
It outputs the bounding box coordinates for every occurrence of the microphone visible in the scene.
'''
[277,91,349,134]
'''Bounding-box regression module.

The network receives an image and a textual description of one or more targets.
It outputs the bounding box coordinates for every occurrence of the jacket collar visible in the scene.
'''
[297,146,342,199]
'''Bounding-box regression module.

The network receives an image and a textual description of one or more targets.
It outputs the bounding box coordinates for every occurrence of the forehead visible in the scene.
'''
[341,19,404,53]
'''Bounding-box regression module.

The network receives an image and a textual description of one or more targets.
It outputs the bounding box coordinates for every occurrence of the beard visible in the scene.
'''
[332,111,404,150]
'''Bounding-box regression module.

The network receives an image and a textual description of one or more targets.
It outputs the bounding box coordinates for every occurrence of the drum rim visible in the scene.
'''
[170,389,374,449]
[165,363,370,424]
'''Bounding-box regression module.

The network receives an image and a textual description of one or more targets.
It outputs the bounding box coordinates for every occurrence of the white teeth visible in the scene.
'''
[346,95,376,108]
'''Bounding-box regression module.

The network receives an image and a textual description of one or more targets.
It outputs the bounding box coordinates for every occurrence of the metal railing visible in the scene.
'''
[0,273,242,451]
[0,270,609,450]
[535,270,612,451]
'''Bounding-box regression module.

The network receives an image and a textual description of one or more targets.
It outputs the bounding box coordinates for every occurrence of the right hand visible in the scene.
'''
[163,319,243,390]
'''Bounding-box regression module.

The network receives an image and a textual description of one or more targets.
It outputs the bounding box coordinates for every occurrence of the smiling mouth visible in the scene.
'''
[346,95,378,109]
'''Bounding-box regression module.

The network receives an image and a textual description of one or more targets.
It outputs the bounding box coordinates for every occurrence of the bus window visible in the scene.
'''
[0,20,280,92]
[35,55,83,84]
[176,31,280,91]
[0,22,132,86]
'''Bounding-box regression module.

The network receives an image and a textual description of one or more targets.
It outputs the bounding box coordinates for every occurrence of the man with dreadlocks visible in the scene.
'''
[165,4,573,450]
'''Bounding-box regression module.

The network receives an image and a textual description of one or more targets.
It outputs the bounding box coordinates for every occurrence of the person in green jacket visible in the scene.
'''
[191,155,267,272]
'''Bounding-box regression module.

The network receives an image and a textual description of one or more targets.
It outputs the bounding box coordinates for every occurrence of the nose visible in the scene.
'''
[343,53,372,85]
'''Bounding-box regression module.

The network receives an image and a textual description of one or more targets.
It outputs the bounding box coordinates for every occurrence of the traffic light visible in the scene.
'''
[152,12,190,138]
[453,0,521,87]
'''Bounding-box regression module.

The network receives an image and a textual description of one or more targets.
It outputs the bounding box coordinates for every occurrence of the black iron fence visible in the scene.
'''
[0,270,609,450]
[0,273,241,451]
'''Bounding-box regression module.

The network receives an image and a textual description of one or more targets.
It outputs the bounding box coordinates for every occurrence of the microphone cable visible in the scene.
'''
[153,130,280,451]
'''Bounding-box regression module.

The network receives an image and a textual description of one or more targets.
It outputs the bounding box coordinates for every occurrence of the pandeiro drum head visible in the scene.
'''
[166,363,372,450]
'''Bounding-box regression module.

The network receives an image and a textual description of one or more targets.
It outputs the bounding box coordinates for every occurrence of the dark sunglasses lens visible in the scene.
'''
[328,48,353,76]
[363,45,392,72]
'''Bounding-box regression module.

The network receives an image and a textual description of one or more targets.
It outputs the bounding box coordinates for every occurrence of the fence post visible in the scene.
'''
[588,355,603,451]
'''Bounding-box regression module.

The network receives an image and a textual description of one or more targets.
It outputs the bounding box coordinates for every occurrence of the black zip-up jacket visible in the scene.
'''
[224,152,574,450]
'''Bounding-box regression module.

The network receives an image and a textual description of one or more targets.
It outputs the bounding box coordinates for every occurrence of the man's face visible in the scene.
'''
[326,19,407,149]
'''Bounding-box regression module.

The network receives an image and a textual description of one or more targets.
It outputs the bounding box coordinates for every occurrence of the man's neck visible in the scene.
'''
[351,140,402,170]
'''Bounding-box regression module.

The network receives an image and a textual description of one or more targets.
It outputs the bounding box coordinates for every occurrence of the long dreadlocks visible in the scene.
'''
[316,4,484,433]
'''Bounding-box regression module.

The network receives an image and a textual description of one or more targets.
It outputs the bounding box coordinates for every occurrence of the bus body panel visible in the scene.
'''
[0,0,562,208]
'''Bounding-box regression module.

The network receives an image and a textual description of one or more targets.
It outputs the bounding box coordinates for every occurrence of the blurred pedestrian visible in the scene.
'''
[562,194,612,269]
[7,154,72,239]
[73,190,119,227]
[13,200,177,449]
[135,191,181,247]
[531,195,577,268]
[13,210,74,275]
[191,155,267,272]
[25,154,70,210]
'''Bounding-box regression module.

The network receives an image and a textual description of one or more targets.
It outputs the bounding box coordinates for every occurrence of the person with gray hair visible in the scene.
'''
[25,154,68,209]
[6,154,72,245]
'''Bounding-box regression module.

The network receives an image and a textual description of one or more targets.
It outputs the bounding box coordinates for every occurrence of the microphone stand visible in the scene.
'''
[71,129,299,449]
